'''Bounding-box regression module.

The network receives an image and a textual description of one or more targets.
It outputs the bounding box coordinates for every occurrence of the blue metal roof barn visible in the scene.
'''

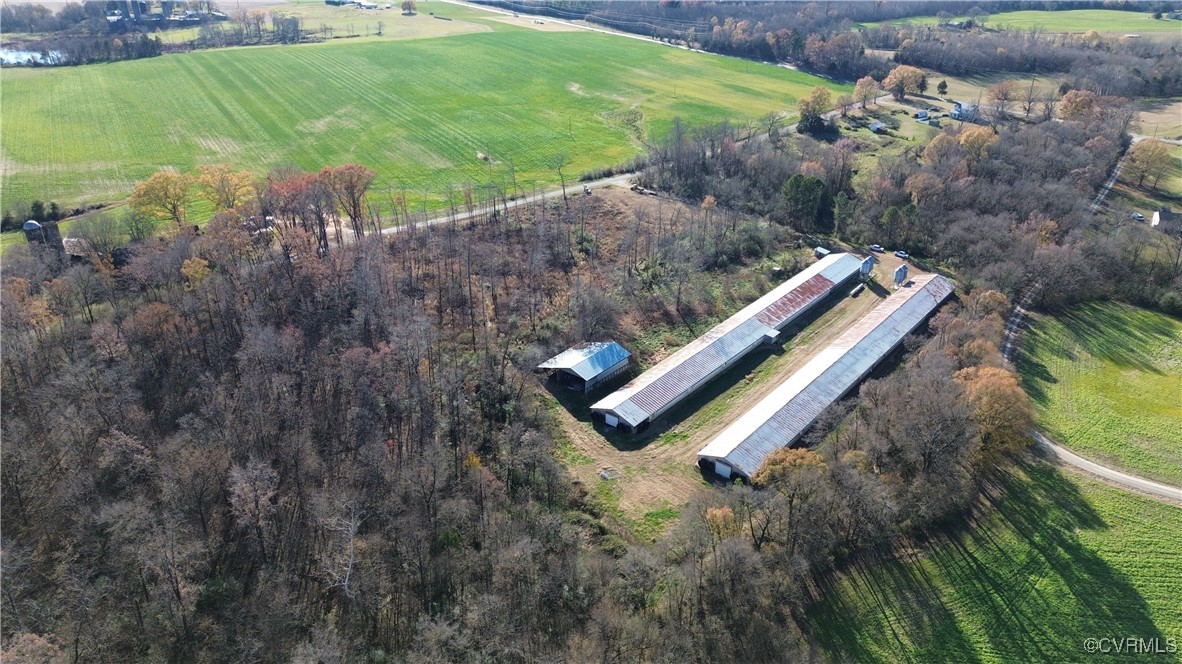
[590,253,864,432]
[697,274,955,480]
[537,342,631,393]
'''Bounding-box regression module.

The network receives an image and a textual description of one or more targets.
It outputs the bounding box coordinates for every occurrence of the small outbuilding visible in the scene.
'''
[1152,207,1179,228]
[538,342,631,393]
[22,220,65,256]
[949,102,979,122]
[868,121,887,134]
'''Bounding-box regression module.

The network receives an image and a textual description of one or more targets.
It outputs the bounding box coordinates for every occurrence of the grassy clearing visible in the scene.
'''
[1135,98,1182,142]
[929,73,1056,109]
[1112,144,1182,217]
[1018,301,1182,486]
[841,103,940,181]
[861,9,1182,36]
[809,459,1182,662]
[1,24,846,211]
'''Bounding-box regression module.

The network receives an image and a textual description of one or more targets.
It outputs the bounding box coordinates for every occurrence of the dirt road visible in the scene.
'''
[1036,433,1181,504]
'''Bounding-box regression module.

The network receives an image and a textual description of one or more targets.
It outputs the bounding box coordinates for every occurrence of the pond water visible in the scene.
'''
[0,49,65,65]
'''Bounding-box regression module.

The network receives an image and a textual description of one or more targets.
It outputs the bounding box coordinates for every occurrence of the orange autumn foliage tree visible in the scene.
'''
[956,365,1035,464]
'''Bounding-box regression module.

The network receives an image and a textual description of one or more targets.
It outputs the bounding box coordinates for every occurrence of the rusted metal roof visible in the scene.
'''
[698,274,955,478]
[591,253,863,429]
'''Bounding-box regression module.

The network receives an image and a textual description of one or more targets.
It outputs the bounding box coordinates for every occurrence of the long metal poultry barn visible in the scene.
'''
[697,273,955,480]
[590,252,864,432]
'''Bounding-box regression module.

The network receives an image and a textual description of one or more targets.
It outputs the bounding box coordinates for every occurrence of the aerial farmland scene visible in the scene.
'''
[1,0,1180,660]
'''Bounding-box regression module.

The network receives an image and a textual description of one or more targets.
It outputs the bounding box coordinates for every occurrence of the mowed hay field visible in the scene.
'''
[0,28,846,208]
[1018,301,1182,486]
[808,460,1182,662]
[862,9,1182,35]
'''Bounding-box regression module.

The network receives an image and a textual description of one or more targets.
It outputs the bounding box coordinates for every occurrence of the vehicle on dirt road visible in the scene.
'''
[894,250,910,259]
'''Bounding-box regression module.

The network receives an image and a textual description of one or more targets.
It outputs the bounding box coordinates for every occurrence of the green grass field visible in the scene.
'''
[0,22,845,212]
[861,9,1182,35]
[1114,145,1182,217]
[1018,301,1182,486]
[809,459,1182,662]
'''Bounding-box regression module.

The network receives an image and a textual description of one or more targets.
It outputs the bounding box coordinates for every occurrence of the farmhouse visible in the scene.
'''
[537,342,631,393]
[949,102,979,122]
[697,273,955,480]
[591,252,864,432]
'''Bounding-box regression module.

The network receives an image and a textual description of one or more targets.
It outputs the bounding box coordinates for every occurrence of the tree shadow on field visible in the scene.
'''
[807,546,983,663]
[1056,302,1177,375]
[806,456,1171,662]
[947,458,1167,662]
[1015,349,1057,406]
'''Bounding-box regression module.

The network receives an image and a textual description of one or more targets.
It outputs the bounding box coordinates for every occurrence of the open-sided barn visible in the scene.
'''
[537,342,631,393]
[697,273,955,480]
[590,252,863,432]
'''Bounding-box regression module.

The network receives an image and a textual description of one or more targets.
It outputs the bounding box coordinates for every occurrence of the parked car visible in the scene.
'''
[894,250,910,259]
[869,244,884,253]
[1131,212,1145,221]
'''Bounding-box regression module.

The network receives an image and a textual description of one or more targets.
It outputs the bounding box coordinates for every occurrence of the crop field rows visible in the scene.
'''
[809,460,1182,663]
[1,25,846,211]
[1018,301,1182,486]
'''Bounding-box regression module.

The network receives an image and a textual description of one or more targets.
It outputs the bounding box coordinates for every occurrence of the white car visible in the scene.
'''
[894,250,909,259]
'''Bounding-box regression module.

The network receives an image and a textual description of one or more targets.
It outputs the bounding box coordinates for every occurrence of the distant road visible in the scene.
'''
[439,0,708,50]
[1036,432,1181,504]
[1130,133,1182,146]
[376,171,635,238]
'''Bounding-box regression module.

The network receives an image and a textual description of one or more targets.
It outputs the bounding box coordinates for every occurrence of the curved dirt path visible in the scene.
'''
[1036,432,1181,504]
[1006,290,1181,505]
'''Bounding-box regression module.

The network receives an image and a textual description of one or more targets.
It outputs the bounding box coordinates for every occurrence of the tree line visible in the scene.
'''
[891,26,1182,98]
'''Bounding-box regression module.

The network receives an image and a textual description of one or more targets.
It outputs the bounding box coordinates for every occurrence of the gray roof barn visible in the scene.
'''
[591,253,864,431]
[698,274,955,480]
[538,342,631,393]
